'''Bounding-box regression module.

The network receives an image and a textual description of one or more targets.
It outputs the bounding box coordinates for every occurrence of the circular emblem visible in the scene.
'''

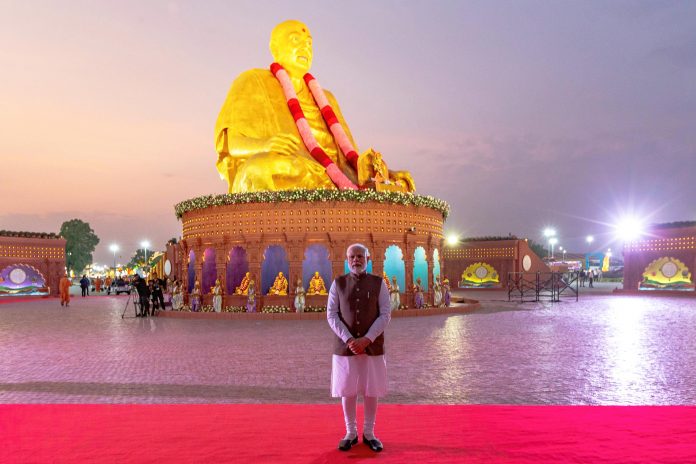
[661,261,678,279]
[474,266,488,279]
[9,268,27,285]
[522,255,532,271]
[164,259,172,276]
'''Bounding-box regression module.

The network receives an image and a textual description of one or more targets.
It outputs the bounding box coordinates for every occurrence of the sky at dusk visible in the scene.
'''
[2,0,695,265]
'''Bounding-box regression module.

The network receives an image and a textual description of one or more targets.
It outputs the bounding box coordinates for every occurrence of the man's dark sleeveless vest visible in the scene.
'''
[333,272,385,356]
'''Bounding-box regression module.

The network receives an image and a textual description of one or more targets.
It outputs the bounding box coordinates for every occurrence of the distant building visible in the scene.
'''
[622,221,696,293]
[0,231,66,296]
[443,237,549,289]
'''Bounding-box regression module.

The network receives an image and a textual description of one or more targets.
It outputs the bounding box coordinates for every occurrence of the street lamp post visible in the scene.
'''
[549,237,558,259]
[543,228,556,258]
[585,235,594,270]
[141,240,150,274]
[109,244,119,276]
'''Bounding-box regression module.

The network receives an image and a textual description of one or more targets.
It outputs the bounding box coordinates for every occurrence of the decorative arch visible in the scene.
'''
[413,246,428,286]
[262,245,289,294]
[302,244,331,291]
[0,264,48,295]
[384,245,405,292]
[202,248,216,293]
[640,257,694,291]
[227,246,249,295]
[459,262,500,288]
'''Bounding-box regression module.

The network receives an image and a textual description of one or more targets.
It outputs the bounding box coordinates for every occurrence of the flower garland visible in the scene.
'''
[270,62,357,190]
[174,189,450,219]
[261,305,291,314]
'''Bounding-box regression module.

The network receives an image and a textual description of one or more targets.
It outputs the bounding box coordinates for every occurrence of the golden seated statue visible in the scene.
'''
[268,272,289,295]
[306,271,328,296]
[234,272,251,295]
[214,19,415,194]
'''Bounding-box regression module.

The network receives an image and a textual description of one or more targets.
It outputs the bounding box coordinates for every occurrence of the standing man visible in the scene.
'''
[59,273,71,307]
[327,243,391,452]
[79,275,90,297]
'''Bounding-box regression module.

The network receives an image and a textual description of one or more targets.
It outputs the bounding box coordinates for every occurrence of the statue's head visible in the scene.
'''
[215,279,220,285]
[392,276,397,283]
[314,271,320,277]
[270,20,313,76]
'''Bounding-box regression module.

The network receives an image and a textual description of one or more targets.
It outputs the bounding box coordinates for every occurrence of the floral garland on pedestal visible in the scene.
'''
[223,306,247,313]
[262,305,291,314]
[175,189,449,219]
[305,306,327,313]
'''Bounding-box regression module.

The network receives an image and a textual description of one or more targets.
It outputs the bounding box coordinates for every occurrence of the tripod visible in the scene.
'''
[121,287,141,319]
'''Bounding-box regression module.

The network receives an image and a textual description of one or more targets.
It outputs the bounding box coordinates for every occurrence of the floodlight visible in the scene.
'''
[615,217,644,242]
[446,234,459,246]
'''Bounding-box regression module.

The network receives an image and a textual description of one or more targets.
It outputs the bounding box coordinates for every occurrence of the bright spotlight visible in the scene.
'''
[446,234,459,246]
[109,244,119,253]
[586,235,594,244]
[141,240,151,249]
[543,228,556,238]
[548,237,558,245]
[615,217,644,242]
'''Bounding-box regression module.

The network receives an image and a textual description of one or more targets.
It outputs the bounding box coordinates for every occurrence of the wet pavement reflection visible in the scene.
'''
[1,292,695,404]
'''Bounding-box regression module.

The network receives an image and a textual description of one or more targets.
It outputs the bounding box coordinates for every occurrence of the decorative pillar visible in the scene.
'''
[426,245,434,305]
[247,240,263,308]
[371,244,385,278]
[404,250,414,308]
[287,239,304,299]
[331,244,345,280]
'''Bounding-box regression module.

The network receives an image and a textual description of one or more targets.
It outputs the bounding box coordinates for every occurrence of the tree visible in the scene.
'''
[527,239,547,260]
[60,219,100,274]
[127,248,150,269]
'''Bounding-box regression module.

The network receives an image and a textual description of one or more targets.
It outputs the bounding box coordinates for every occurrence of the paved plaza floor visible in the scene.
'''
[2,285,695,405]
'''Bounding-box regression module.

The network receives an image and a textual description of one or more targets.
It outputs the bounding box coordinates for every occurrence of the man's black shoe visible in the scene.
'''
[338,436,358,451]
[363,436,383,452]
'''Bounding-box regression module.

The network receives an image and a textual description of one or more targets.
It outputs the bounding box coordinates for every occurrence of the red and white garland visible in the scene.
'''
[270,62,358,190]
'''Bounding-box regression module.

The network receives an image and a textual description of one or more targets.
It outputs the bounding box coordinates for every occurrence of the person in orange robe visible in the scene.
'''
[59,274,72,307]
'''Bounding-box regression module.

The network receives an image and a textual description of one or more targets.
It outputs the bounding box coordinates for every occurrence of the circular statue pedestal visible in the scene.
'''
[167,190,448,312]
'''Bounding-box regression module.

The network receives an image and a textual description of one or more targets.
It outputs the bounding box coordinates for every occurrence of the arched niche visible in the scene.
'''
[202,248,216,293]
[384,245,405,292]
[227,246,249,294]
[302,244,331,290]
[261,245,289,294]
[413,246,428,286]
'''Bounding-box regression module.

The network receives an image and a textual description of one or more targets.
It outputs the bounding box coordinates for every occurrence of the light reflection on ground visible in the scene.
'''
[0,291,695,404]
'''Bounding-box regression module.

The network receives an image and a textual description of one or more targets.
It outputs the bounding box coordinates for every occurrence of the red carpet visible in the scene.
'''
[1,405,694,463]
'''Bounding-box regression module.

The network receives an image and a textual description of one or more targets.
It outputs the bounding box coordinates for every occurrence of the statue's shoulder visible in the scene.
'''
[233,68,275,86]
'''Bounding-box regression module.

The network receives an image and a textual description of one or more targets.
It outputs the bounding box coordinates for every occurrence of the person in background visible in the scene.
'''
[132,274,151,317]
[149,272,165,312]
[79,275,90,297]
[59,273,72,307]
[191,281,202,312]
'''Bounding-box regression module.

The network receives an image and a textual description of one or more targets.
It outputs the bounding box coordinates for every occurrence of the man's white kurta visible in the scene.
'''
[327,277,391,397]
